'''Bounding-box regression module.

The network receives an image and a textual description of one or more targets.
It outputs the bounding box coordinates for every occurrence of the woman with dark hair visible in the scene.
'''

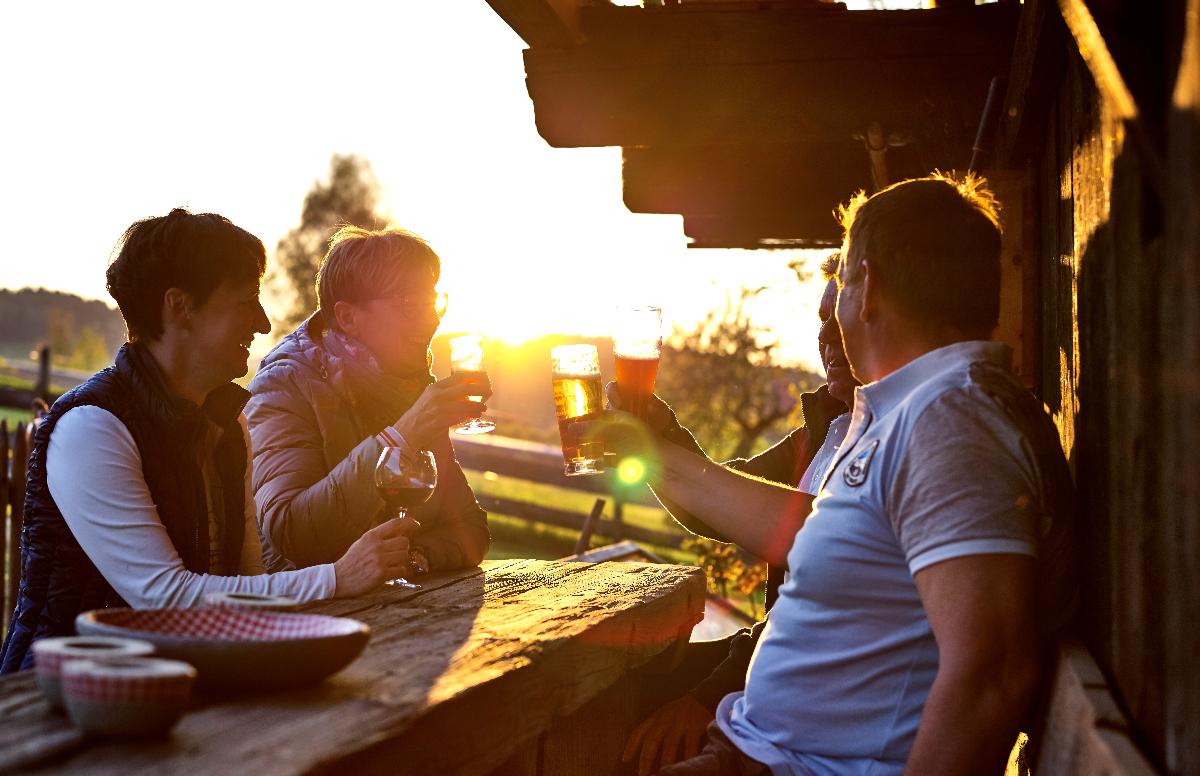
[0,209,416,673]
[246,226,489,579]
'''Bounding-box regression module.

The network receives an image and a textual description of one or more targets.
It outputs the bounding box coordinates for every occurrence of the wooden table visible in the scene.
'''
[0,559,706,775]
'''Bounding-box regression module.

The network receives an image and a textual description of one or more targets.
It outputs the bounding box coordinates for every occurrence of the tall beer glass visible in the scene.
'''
[448,334,496,434]
[550,344,605,476]
[612,306,662,419]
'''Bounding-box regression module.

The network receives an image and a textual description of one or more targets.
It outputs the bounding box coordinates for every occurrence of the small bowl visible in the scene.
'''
[76,608,370,690]
[61,657,196,737]
[32,637,155,711]
[202,591,300,612]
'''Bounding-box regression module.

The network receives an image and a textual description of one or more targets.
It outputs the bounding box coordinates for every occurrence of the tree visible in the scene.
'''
[47,308,75,361]
[68,326,109,371]
[683,536,769,616]
[732,556,768,619]
[274,154,389,327]
[655,287,822,461]
[682,536,740,600]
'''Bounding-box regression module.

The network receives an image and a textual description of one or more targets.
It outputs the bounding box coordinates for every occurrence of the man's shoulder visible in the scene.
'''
[890,360,1071,506]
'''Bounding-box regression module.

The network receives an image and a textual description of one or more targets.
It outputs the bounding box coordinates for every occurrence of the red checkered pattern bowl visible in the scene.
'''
[61,657,194,737]
[31,637,155,711]
[75,608,370,691]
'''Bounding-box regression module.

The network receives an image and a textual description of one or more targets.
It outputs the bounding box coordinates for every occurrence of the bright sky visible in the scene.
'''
[0,1,926,372]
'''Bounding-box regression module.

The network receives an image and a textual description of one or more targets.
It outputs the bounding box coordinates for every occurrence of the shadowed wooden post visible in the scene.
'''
[572,498,605,556]
[7,422,28,632]
[34,348,50,405]
[0,420,8,638]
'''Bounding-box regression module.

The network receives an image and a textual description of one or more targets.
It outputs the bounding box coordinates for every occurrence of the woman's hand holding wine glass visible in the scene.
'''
[332,517,417,598]
[373,447,438,590]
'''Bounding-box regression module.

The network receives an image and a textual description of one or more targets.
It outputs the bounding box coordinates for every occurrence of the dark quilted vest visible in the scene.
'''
[0,343,249,672]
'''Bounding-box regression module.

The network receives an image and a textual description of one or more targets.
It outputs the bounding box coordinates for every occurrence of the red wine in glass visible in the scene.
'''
[377,483,436,512]
[374,447,438,590]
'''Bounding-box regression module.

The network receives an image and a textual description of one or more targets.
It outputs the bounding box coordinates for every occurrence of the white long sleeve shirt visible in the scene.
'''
[47,405,337,609]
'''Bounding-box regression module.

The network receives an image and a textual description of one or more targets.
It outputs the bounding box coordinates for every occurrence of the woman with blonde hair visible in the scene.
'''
[246,226,489,578]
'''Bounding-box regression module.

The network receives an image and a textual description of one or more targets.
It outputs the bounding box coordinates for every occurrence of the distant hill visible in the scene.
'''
[0,288,125,366]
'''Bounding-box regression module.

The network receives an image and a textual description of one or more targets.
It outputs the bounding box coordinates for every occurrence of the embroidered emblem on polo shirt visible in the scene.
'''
[843,440,879,487]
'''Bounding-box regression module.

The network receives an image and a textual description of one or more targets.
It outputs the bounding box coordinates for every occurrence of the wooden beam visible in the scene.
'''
[682,216,842,250]
[485,0,580,49]
[524,3,1018,148]
[996,0,1068,167]
[622,142,868,246]
[1055,0,1168,199]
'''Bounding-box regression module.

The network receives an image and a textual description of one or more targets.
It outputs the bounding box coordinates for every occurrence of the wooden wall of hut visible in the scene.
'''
[1006,0,1198,771]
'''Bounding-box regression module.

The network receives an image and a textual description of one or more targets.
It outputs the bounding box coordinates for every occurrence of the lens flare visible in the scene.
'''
[616,457,647,485]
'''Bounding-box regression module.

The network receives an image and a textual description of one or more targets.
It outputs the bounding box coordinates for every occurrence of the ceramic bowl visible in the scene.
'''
[75,608,370,690]
[202,591,300,612]
[31,636,155,711]
[61,657,195,737]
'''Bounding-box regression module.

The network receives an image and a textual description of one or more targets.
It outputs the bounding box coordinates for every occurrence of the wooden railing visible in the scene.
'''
[451,434,688,550]
[0,420,32,640]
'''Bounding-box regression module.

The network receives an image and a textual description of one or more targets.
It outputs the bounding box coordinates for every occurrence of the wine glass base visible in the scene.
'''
[564,458,605,476]
[385,578,423,590]
[454,419,496,435]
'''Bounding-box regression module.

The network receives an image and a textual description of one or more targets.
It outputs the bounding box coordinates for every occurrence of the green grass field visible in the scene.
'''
[0,406,33,427]
[0,374,65,395]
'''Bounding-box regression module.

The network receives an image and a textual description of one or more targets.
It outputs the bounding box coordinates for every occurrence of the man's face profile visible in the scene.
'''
[834,246,868,385]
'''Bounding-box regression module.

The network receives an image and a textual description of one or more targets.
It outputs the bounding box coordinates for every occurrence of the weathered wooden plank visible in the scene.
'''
[4,559,705,775]
[1162,1,1200,772]
[1028,7,1186,765]
[1055,0,1167,199]
[537,664,644,776]
[1033,643,1159,776]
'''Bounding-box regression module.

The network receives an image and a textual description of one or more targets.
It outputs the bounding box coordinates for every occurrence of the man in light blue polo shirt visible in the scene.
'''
[629,174,1075,775]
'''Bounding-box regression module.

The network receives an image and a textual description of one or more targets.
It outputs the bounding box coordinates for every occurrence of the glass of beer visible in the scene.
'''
[550,344,605,476]
[448,334,496,434]
[612,305,662,419]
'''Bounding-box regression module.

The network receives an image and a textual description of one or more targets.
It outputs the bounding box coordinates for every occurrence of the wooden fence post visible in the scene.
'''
[0,421,9,638]
[7,423,28,635]
[35,347,50,404]
[611,491,625,541]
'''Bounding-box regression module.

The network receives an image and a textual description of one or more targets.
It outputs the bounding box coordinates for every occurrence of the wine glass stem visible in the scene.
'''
[386,507,421,590]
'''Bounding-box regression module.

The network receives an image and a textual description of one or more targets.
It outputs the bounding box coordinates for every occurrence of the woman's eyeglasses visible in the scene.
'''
[371,291,448,320]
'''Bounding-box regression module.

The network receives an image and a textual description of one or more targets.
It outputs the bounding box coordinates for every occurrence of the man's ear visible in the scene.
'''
[161,287,193,333]
[332,300,359,338]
